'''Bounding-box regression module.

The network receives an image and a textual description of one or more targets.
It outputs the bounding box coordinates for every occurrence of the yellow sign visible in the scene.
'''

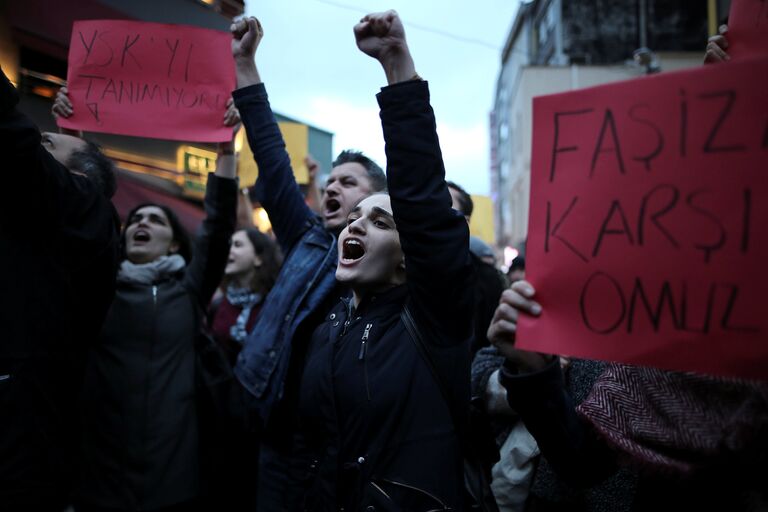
[177,145,217,199]
[469,194,495,245]
[237,122,309,187]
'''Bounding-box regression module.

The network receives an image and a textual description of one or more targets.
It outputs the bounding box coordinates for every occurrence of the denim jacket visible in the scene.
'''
[232,83,338,421]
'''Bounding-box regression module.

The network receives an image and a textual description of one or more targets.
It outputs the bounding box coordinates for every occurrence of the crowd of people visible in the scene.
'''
[0,9,765,512]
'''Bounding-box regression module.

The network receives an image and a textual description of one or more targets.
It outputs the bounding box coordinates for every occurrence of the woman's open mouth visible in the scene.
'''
[341,238,365,263]
[132,230,151,244]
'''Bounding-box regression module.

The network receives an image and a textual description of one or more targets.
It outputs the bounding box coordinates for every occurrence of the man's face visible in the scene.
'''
[336,194,405,292]
[321,162,374,232]
[40,132,87,169]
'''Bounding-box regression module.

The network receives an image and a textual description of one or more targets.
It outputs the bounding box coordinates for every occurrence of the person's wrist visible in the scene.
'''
[380,50,416,85]
[235,57,258,71]
[517,352,556,373]
[501,349,555,375]
[235,60,261,88]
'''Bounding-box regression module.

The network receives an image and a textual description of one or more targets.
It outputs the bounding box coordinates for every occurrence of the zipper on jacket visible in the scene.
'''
[152,285,158,306]
[359,323,373,401]
[358,323,372,360]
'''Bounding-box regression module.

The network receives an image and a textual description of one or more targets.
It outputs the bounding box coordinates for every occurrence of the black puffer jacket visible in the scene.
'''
[76,175,236,511]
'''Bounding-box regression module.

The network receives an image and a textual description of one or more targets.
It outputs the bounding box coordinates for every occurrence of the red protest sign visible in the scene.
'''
[58,20,235,142]
[728,0,768,60]
[518,58,768,380]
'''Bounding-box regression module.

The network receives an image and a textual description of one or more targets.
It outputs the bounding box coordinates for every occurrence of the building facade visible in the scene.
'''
[1,0,333,231]
[491,0,730,255]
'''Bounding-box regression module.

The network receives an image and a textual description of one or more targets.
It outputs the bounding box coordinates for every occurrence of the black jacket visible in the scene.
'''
[294,80,474,511]
[0,69,120,510]
[76,174,236,511]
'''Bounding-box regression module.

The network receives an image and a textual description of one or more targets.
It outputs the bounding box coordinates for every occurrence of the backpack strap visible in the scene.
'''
[400,304,463,437]
[401,304,501,512]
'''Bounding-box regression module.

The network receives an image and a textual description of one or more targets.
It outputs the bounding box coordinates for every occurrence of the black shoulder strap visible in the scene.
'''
[402,305,500,512]
[401,304,461,434]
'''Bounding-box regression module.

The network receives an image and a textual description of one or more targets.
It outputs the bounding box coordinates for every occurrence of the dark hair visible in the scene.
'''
[120,203,193,263]
[333,149,387,192]
[509,255,525,270]
[223,228,283,295]
[66,140,117,198]
[446,181,473,218]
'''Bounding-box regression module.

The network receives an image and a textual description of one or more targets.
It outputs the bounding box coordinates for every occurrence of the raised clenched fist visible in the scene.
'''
[353,10,416,85]
[231,16,264,62]
[353,10,407,61]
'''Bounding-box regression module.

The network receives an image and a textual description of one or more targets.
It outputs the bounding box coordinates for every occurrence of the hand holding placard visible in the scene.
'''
[487,281,555,373]
[704,25,730,64]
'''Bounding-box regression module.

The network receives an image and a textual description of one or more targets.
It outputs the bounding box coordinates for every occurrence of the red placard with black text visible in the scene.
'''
[58,20,235,142]
[518,58,768,380]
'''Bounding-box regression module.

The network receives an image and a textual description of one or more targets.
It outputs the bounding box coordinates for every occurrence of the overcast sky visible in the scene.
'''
[243,0,520,195]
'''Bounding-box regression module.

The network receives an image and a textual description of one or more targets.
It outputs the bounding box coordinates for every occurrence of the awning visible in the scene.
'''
[113,171,205,234]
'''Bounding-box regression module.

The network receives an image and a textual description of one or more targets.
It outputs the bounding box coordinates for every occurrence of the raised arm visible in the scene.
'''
[355,11,473,344]
[1,68,110,225]
[2,67,65,187]
[230,17,315,252]
[183,102,240,308]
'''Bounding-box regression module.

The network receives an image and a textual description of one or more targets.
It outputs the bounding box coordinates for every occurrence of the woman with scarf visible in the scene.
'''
[210,227,282,365]
[72,112,239,511]
[202,227,282,510]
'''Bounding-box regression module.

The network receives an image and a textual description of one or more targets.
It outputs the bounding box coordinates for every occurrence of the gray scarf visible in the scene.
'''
[117,254,186,285]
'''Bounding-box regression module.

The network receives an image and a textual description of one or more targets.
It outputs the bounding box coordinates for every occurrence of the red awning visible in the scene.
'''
[113,172,205,234]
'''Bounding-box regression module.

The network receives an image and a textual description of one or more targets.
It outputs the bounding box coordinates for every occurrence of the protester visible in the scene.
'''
[229,16,387,509]
[286,10,474,510]
[210,227,282,365]
[50,101,239,510]
[447,181,507,356]
[470,235,497,266]
[0,66,120,511]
